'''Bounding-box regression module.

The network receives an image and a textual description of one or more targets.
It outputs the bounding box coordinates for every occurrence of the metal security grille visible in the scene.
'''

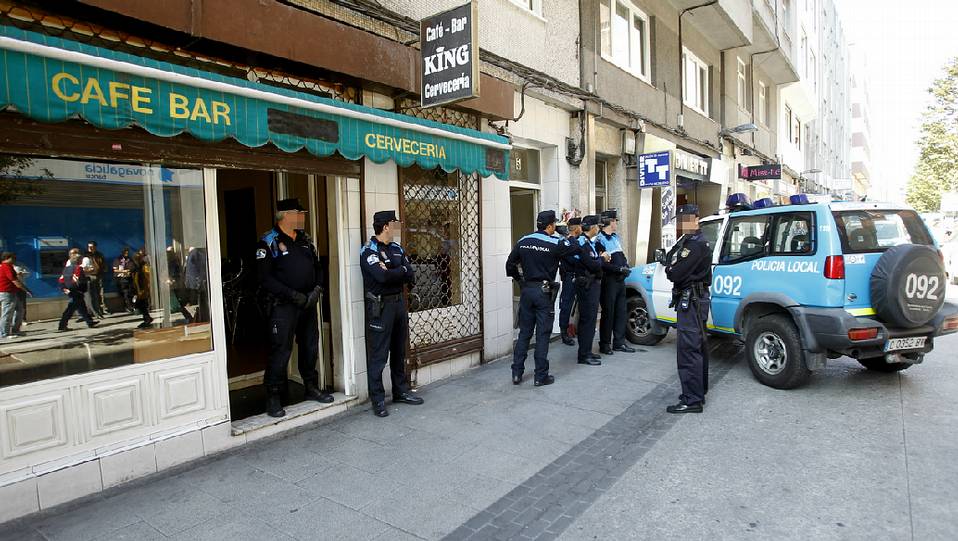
[400,166,482,359]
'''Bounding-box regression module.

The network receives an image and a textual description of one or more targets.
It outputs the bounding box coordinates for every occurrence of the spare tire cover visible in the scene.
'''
[870,244,946,328]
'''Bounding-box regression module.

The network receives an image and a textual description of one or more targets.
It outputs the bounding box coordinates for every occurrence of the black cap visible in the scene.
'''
[537,210,557,226]
[582,215,600,227]
[373,210,399,224]
[277,198,306,212]
[676,204,700,217]
[567,217,582,226]
[600,209,618,220]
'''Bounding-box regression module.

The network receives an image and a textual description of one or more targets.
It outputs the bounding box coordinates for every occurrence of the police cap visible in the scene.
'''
[676,204,699,217]
[600,209,618,220]
[567,217,582,226]
[536,210,557,227]
[277,198,306,212]
[582,214,600,228]
[373,210,399,224]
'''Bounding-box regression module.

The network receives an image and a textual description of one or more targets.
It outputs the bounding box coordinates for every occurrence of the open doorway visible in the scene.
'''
[215,169,335,420]
[509,187,538,333]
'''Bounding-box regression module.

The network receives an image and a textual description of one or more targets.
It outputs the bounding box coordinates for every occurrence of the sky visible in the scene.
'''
[835,0,958,202]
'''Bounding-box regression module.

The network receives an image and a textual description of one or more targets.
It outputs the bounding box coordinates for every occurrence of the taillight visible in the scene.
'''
[848,327,879,341]
[824,255,845,279]
[944,316,958,332]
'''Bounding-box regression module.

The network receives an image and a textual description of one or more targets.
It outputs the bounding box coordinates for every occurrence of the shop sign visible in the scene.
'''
[740,163,782,181]
[673,149,711,181]
[638,151,671,188]
[420,2,480,108]
[7,159,202,187]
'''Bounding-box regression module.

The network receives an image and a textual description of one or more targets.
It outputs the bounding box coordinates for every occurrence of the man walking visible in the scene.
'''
[58,248,99,332]
[595,209,635,355]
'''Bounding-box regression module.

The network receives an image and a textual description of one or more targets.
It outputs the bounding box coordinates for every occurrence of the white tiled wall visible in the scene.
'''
[481,176,515,362]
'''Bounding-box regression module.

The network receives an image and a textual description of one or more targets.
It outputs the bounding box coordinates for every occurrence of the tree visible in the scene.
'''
[906,57,958,212]
[0,155,47,205]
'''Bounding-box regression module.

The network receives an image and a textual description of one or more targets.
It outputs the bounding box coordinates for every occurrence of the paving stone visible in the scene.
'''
[33,498,140,541]
[103,475,229,536]
[294,463,386,511]
[167,511,295,541]
[264,496,390,541]
[93,521,166,540]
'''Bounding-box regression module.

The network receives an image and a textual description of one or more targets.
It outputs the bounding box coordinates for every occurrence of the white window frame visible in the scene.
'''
[682,47,710,116]
[599,0,652,84]
[736,57,748,110]
[758,81,768,126]
[509,0,543,18]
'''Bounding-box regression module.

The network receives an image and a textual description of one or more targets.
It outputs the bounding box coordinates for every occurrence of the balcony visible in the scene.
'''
[749,0,799,84]
[671,0,753,50]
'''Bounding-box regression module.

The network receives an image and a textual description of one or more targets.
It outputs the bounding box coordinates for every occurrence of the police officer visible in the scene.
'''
[256,198,332,418]
[574,215,610,365]
[664,204,712,413]
[360,210,423,418]
[594,209,636,355]
[506,210,577,386]
[558,217,583,346]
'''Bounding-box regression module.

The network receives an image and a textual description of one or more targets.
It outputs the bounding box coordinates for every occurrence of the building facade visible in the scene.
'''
[849,46,872,200]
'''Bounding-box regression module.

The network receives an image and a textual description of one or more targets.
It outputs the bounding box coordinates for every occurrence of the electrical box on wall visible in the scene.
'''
[622,130,636,155]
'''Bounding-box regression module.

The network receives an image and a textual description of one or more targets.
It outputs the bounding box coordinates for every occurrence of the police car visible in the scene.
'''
[625,194,958,389]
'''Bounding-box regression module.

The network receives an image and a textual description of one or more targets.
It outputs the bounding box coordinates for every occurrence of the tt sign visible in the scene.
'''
[420,2,480,108]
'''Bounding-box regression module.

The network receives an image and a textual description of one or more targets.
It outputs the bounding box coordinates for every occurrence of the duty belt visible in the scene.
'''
[365,292,403,303]
[522,280,553,289]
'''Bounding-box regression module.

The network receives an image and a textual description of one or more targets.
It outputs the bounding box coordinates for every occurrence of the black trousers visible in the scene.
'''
[116,277,134,311]
[512,285,553,381]
[59,291,94,329]
[557,273,576,337]
[576,279,601,359]
[364,297,409,405]
[599,277,626,348]
[676,293,710,405]
[265,302,320,387]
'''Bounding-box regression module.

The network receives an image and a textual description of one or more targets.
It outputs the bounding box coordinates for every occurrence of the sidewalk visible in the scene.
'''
[1,333,730,541]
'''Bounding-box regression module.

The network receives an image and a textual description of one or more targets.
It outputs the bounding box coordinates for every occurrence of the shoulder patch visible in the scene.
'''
[255,248,267,260]
[680,248,691,258]
[366,254,380,265]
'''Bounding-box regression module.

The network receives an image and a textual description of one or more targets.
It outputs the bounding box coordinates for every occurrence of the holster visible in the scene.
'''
[365,291,384,331]
[574,274,594,290]
[548,281,561,305]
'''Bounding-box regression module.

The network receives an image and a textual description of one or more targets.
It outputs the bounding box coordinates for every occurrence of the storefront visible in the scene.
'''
[0,24,509,519]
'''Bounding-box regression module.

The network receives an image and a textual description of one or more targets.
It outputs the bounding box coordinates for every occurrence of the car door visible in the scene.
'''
[710,213,772,332]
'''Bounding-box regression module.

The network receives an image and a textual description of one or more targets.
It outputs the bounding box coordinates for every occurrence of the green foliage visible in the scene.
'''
[0,155,47,205]
[906,58,958,212]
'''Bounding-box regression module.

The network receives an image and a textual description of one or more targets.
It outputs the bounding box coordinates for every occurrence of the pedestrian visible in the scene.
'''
[166,245,194,324]
[506,210,577,386]
[574,215,611,365]
[11,258,32,336]
[664,204,712,414]
[559,217,583,346]
[594,209,636,355]
[131,248,154,329]
[83,241,107,318]
[57,248,99,332]
[0,252,26,339]
[257,198,333,418]
[360,209,422,418]
[184,246,210,323]
[112,248,135,313]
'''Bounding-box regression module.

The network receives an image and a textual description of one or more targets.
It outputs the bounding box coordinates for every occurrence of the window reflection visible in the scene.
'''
[0,156,213,388]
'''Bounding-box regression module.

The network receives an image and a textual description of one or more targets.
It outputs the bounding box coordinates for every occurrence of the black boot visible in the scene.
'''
[266,385,286,418]
[304,380,334,404]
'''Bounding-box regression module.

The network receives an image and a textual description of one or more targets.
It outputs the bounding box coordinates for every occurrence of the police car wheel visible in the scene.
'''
[626,296,666,346]
[745,314,810,389]
[857,357,914,373]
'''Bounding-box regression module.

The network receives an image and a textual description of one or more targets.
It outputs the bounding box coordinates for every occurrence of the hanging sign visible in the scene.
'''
[638,151,671,188]
[420,2,480,108]
[740,164,782,181]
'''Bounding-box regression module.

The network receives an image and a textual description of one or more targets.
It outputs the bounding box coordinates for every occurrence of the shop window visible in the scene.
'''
[595,160,608,213]
[0,156,213,388]
[400,166,481,351]
[510,148,541,184]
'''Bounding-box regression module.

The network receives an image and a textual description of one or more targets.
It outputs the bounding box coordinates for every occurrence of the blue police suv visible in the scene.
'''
[625,194,958,389]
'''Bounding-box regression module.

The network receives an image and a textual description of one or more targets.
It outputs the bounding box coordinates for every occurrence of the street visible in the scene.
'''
[3,290,957,541]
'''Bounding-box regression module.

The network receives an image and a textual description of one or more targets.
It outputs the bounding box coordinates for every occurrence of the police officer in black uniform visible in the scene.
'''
[594,209,636,355]
[574,215,609,365]
[506,210,577,386]
[360,210,424,418]
[256,198,332,418]
[558,217,583,346]
[664,204,713,413]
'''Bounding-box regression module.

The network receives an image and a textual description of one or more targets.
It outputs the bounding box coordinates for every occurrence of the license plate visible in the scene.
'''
[884,337,927,352]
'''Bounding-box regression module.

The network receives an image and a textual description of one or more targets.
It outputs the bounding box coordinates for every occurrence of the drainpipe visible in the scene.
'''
[677,0,718,129]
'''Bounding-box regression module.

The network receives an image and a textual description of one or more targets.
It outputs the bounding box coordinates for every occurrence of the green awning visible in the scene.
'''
[0,26,510,179]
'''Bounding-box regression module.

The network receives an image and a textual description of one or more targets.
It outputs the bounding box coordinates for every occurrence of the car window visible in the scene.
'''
[771,212,814,254]
[833,210,933,253]
[720,215,770,264]
[699,220,721,250]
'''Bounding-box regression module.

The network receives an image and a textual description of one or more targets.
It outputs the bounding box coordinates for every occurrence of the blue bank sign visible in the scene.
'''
[638,151,671,188]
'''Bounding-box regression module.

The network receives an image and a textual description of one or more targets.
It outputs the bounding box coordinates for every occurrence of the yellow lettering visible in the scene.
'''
[424,143,434,158]
[130,86,153,114]
[51,72,80,102]
[402,139,412,154]
[108,81,130,108]
[80,78,107,106]
[365,133,376,148]
[170,93,190,119]
[409,141,419,155]
[190,98,211,123]
[438,146,446,159]
[376,134,386,149]
[211,101,231,125]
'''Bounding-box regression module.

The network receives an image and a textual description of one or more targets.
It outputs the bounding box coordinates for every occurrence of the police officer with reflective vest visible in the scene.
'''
[594,209,636,355]
[574,215,610,365]
[506,210,577,386]
[360,210,424,418]
[558,217,583,346]
[664,204,712,413]
[256,198,332,418]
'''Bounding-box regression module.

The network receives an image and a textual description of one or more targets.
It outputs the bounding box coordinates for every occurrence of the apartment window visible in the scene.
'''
[792,115,802,149]
[737,58,748,109]
[595,160,608,213]
[683,48,710,116]
[758,81,768,125]
[784,104,793,142]
[510,0,542,17]
[509,148,541,184]
[801,30,808,76]
[599,0,651,82]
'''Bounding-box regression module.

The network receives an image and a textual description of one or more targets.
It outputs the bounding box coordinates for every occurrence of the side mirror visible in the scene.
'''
[654,248,667,264]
